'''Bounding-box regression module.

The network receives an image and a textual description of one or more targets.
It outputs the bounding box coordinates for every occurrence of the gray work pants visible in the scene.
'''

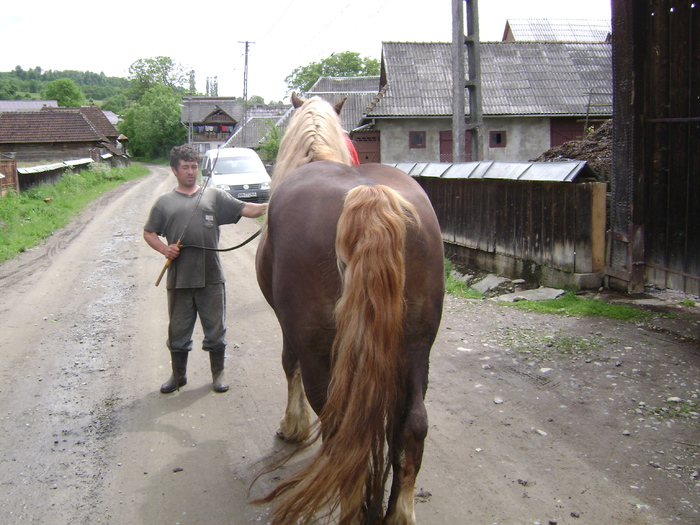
[166,283,226,353]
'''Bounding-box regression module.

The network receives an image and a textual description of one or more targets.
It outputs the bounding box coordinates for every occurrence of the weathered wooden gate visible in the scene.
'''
[609,0,699,295]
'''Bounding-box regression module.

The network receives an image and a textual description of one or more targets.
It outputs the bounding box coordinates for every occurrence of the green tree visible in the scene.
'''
[119,84,186,159]
[257,120,282,162]
[0,77,20,99]
[285,51,380,94]
[101,94,129,115]
[42,78,87,106]
[128,56,188,100]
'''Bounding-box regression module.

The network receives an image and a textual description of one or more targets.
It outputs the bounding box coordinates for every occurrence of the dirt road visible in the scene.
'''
[0,165,698,524]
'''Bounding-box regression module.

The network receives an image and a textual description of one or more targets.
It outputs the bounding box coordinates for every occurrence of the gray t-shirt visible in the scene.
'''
[145,187,245,289]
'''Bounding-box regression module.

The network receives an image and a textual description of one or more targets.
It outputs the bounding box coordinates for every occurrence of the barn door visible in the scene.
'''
[439,130,472,162]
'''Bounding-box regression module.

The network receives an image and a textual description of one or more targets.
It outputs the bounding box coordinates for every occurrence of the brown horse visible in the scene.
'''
[255,93,444,524]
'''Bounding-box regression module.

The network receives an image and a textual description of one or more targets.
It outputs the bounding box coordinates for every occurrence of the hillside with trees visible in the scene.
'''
[1,51,380,161]
[0,66,128,103]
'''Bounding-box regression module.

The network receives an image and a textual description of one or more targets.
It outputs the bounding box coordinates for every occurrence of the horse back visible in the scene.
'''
[257,160,444,354]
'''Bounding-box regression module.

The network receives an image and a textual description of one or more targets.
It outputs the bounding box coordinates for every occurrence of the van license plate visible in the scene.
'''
[237,192,257,198]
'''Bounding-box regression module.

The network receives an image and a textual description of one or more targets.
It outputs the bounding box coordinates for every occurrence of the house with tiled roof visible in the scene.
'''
[41,105,127,159]
[361,40,612,163]
[0,110,125,165]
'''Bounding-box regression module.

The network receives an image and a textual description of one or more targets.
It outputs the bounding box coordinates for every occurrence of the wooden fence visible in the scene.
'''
[416,176,607,288]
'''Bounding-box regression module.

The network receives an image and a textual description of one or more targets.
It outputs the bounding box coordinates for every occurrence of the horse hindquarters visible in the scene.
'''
[266,184,416,525]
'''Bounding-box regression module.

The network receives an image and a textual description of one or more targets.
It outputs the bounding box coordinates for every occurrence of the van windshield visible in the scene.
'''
[212,157,261,175]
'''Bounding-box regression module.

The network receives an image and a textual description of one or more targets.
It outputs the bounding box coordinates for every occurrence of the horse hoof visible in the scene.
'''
[275,428,301,443]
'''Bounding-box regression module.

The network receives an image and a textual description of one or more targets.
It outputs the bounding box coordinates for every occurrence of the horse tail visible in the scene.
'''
[267,185,419,524]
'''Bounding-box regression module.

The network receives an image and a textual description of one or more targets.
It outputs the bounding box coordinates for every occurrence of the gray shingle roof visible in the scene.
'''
[368,42,612,118]
[226,115,284,148]
[180,97,245,124]
[504,19,611,43]
[224,105,289,148]
[310,76,380,93]
[306,76,380,131]
[0,100,58,112]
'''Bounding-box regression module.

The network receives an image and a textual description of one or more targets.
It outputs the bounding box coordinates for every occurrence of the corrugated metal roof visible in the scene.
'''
[18,158,93,174]
[369,42,612,118]
[386,160,600,182]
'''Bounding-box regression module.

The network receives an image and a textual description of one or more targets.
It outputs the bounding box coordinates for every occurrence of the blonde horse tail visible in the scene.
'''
[265,185,419,524]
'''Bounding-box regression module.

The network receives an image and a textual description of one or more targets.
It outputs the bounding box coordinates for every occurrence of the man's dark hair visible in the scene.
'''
[170,145,199,168]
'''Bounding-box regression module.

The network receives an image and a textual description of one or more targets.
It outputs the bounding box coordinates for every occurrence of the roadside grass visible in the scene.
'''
[444,259,482,299]
[444,259,655,322]
[0,163,149,264]
[506,291,656,322]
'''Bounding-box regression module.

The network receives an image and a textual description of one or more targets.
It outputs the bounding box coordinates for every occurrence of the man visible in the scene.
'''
[144,145,267,394]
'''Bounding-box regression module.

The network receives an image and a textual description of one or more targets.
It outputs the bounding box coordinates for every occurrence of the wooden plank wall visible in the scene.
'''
[610,0,699,295]
[417,177,606,278]
[642,0,700,294]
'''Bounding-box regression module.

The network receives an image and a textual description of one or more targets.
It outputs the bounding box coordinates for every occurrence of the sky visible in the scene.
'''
[1,0,611,103]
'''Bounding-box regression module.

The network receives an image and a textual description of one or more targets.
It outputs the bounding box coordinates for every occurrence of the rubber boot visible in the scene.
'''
[210,350,229,393]
[160,352,188,394]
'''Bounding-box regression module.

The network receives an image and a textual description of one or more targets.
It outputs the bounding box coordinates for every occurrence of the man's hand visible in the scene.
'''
[242,202,268,218]
[144,230,180,260]
[163,243,181,260]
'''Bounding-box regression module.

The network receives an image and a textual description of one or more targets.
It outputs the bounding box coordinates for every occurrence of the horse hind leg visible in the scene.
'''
[385,390,428,525]
[277,340,313,443]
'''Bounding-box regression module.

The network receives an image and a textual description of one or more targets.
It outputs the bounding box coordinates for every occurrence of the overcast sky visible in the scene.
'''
[1,0,611,103]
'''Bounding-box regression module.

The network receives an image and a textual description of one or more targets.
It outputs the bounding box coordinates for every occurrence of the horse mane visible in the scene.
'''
[271,95,351,195]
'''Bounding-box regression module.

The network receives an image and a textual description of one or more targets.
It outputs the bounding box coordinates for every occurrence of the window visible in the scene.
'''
[409,131,426,149]
[489,131,507,148]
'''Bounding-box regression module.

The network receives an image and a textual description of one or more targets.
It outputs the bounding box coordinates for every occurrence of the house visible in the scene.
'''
[0,110,126,166]
[180,97,244,154]
[41,105,127,161]
[360,40,612,164]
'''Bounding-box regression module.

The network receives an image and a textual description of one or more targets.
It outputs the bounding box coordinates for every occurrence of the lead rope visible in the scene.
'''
[180,228,262,252]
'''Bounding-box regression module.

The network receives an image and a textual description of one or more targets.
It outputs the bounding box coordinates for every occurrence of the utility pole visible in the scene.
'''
[452,0,483,161]
[239,41,255,147]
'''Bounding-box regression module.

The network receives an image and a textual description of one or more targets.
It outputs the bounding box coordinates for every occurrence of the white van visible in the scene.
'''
[201,147,270,203]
